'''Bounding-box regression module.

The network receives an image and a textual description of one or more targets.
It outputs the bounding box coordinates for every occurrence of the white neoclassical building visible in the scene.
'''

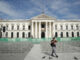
[0,14,80,38]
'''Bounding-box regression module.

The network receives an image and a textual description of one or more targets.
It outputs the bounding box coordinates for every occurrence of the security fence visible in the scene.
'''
[0,37,80,43]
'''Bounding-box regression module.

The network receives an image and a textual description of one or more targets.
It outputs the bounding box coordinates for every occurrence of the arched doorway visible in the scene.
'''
[41,32,45,38]
[11,32,13,38]
[61,32,63,38]
[72,32,74,37]
[22,32,25,38]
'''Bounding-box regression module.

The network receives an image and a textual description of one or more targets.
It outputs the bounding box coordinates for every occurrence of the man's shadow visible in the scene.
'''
[43,52,51,56]
[42,52,53,59]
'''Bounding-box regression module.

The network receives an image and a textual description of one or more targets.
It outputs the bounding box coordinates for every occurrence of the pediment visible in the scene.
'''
[32,14,56,20]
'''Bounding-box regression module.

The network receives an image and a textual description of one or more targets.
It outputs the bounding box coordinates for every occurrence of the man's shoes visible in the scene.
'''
[56,55,58,58]
[51,54,55,57]
[42,56,46,59]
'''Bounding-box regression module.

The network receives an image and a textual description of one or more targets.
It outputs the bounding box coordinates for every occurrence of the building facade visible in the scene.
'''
[0,14,80,38]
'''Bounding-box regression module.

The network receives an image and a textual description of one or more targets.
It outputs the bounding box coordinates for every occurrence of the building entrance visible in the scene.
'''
[41,32,45,38]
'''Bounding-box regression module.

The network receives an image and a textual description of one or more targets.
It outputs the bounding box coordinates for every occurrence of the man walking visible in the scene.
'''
[50,37,58,58]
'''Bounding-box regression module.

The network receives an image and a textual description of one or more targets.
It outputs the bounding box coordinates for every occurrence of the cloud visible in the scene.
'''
[48,0,80,19]
[63,13,79,19]
[0,0,80,19]
[72,0,80,5]
[58,8,69,14]
[30,0,43,8]
[30,0,80,19]
[30,0,47,12]
[0,1,19,17]
[50,0,69,10]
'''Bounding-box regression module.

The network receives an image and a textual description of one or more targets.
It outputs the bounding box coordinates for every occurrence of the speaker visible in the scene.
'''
[3,26,6,32]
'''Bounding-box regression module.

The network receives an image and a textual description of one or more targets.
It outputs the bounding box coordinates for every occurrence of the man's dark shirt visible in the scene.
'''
[50,40,57,47]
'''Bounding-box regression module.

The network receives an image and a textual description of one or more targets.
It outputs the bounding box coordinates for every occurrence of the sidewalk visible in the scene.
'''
[24,44,44,60]
[24,44,80,60]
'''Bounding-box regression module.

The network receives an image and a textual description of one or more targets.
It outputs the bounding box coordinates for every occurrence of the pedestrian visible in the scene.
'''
[50,37,58,58]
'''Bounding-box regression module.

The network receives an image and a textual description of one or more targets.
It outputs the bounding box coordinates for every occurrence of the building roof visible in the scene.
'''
[31,14,56,20]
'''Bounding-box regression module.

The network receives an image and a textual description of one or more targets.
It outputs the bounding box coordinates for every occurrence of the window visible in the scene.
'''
[61,32,63,37]
[55,32,58,37]
[71,25,73,30]
[6,32,8,38]
[6,25,8,30]
[11,32,13,38]
[41,24,45,28]
[22,32,25,38]
[77,32,79,37]
[23,25,25,30]
[3,26,6,32]
[17,32,19,38]
[66,32,69,37]
[66,25,68,30]
[0,32,2,38]
[17,25,19,30]
[76,25,79,30]
[12,25,14,30]
[72,32,74,37]
[60,25,63,30]
[28,25,31,30]
[28,32,31,38]
[55,25,57,30]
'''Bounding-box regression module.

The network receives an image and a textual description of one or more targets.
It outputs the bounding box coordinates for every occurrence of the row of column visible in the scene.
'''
[31,21,54,38]
[55,24,80,30]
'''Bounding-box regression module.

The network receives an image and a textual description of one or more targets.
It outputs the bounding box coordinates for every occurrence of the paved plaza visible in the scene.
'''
[24,43,80,60]
[0,41,80,60]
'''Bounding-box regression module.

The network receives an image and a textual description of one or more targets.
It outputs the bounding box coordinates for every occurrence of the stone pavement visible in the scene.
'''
[0,42,33,60]
[24,44,80,60]
[24,44,44,60]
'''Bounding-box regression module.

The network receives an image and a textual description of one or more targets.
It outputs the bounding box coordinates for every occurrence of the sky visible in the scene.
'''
[0,0,80,20]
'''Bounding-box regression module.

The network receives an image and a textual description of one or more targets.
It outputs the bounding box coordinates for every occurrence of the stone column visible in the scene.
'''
[53,22,55,37]
[68,24,71,30]
[74,32,77,37]
[19,32,22,38]
[58,24,60,30]
[8,32,11,38]
[63,24,65,30]
[69,31,72,37]
[74,24,76,30]
[58,32,61,37]
[9,24,11,30]
[14,32,16,38]
[49,22,51,38]
[35,22,37,38]
[46,22,48,38]
[79,24,80,30]
[39,22,41,38]
[31,22,34,38]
